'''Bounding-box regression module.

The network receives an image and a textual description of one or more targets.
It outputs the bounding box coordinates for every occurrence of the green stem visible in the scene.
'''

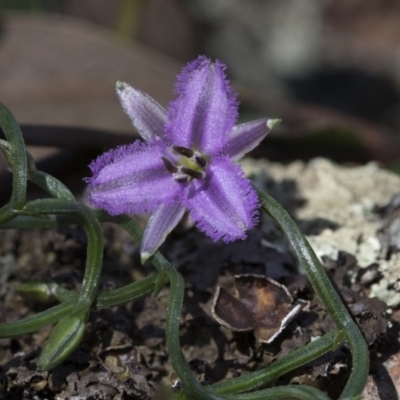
[224,385,331,400]
[256,187,369,399]
[212,330,341,395]
[0,302,75,337]
[99,274,162,307]
[53,273,165,308]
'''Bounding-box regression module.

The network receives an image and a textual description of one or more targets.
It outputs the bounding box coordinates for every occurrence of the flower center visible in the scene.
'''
[162,146,208,183]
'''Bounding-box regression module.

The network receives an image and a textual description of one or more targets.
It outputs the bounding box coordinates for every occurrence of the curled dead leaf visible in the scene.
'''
[211,274,309,343]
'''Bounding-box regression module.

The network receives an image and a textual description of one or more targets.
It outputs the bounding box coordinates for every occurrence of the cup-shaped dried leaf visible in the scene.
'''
[212,274,309,343]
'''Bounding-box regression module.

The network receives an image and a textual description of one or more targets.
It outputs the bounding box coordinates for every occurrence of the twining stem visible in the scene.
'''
[256,187,369,399]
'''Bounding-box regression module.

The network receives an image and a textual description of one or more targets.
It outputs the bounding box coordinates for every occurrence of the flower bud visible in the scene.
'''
[17,282,52,303]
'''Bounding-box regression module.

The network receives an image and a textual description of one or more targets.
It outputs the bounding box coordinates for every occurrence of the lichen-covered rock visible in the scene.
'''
[242,157,400,306]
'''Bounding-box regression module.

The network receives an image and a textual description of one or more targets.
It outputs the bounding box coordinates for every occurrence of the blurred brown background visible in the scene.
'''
[1,0,400,183]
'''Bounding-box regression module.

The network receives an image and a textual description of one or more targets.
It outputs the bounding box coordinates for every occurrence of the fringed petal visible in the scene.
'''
[226,118,278,162]
[166,56,238,155]
[87,141,181,215]
[141,202,186,263]
[184,157,259,242]
[116,81,167,142]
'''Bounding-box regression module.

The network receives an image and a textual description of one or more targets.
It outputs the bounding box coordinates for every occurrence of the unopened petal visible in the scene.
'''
[116,81,167,142]
[227,118,279,162]
[87,141,181,215]
[184,157,259,242]
[141,202,186,263]
[166,56,238,155]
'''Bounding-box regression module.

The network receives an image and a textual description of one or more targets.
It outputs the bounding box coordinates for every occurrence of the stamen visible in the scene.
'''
[181,167,205,180]
[172,146,194,158]
[173,173,190,183]
[194,155,207,168]
[161,156,178,173]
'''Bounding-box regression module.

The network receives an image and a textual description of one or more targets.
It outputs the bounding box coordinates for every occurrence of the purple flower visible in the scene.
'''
[87,56,279,262]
